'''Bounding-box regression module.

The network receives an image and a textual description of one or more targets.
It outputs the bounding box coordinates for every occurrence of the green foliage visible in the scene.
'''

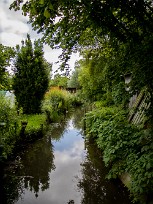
[10,0,153,67]
[85,107,153,203]
[112,82,129,106]
[0,95,19,159]
[18,114,47,132]
[42,87,70,121]
[49,74,68,88]
[0,44,15,89]
[78,58,106,102]
[1,73,13,91]
[13,34,50,114]
[43,88,68,112]
[68,64,81,89]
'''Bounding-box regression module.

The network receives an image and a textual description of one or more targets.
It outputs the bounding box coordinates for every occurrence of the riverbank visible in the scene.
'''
[84,106,153,204]
[1,109,132,204]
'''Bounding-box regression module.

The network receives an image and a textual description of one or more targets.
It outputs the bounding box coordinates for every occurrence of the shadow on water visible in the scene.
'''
[1,108,132,204]
[76,140,132,204]
[2,135,55,204]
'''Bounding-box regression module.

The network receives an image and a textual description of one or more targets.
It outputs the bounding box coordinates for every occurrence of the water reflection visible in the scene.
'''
[3,134,55,204]
[48,119,85,204]
[77,141,132,204]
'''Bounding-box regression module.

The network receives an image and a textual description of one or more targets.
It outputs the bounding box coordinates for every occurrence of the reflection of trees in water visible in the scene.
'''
[48,120,69,141]
[48,108,84,141]
[3,135,55,203]
[20,137,55,196]
[77,142,132,204]
[71,107,85,130]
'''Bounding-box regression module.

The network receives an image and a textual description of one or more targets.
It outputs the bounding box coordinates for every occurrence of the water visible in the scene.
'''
[2,109,132,204]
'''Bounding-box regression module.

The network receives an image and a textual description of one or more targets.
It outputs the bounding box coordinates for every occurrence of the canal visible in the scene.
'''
[2,109,132,204]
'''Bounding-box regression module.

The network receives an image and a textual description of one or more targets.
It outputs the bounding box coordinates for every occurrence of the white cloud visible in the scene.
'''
[44,46,80,74]
[0,1,29,46]
[0,32,25,47]
[0,0,80,73]
[1,19,29,34]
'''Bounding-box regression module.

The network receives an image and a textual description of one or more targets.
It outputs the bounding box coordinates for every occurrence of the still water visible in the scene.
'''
[2,109,132,204]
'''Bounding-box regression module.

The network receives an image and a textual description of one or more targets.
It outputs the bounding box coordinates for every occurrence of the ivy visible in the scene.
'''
[85,108,153,203]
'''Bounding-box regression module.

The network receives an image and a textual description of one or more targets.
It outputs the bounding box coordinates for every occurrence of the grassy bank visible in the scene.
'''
[0,89,82,161]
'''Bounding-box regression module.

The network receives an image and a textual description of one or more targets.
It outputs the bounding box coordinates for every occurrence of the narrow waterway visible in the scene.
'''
[2,109,132,204]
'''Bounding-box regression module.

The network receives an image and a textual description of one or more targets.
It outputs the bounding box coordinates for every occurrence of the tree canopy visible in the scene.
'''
[49,73,68,88]
[10,0,153,51]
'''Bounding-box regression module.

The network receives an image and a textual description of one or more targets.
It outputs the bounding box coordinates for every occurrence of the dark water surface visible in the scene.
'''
[2,109,132,204]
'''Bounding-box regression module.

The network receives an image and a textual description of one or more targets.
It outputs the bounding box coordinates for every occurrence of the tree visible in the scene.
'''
[67,61,81,89]
[49,74,68,88]
[10,0,153,116]
[13,34,50,114]
[0,44,15,90]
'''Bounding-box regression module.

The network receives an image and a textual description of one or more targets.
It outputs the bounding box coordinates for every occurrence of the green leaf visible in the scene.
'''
[49,4,53,10]
[44,9,51,18]
[39,0,44,5]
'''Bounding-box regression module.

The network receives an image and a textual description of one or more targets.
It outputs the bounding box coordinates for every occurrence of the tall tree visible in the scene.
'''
[13,34,50,114]
[0,44,14,90]
[67,61,81,89]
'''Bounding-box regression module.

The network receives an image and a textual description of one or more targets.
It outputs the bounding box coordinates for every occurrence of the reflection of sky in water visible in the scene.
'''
[52,128,83,152]
[16,119,86,204]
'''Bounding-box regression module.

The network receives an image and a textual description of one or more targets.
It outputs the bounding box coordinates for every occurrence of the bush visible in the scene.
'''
[0,95,19,159]
[42,87,72,121]
[85,106,153,203]
[0,95,48,160]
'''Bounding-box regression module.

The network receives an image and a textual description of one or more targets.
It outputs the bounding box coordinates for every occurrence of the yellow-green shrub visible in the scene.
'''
[42,87,71,121]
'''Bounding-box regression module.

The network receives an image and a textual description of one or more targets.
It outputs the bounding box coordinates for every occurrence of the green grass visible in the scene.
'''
[18,113,47,132]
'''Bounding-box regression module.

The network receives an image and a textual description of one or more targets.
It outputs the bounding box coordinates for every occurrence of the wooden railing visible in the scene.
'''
[128,89,150,125]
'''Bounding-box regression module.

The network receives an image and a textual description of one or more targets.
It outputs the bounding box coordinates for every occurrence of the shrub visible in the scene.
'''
[85,106,153,203]
[0,95,19,159]
[42,87,72,121]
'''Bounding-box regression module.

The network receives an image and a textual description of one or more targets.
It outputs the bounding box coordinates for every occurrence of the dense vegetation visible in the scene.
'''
[10,0,153,104]
[0,37,80,162]
[0,0,152,203]
[85,107,153,203]
[0,44,15,90]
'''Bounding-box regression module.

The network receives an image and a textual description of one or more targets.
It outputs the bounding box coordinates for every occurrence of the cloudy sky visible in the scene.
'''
[0,0,79,74]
